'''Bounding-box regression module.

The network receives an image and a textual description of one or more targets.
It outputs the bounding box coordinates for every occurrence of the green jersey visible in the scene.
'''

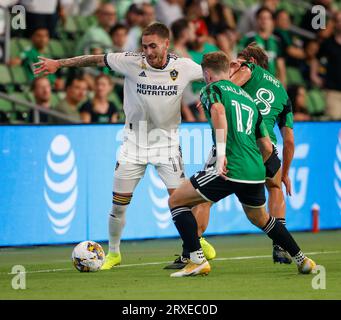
[241,62,293,145]
[200,80,269,183]
[21,47,56,84]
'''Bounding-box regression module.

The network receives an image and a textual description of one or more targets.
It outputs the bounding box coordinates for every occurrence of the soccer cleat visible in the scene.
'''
[100,252,121,270]
[298,257,317,274]
[163,255,189,270]
[273,245,292,264]
[200,237,216,260]
[170,260,211,277]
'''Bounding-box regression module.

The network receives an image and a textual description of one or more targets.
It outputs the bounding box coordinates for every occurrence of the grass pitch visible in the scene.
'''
[0,231,340,300]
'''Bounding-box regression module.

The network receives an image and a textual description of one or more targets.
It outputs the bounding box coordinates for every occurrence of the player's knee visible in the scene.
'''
[111,192,132,217]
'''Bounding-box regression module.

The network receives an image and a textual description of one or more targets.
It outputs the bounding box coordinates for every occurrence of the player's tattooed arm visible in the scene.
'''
[33,55,105,75]
[58,55,105,68]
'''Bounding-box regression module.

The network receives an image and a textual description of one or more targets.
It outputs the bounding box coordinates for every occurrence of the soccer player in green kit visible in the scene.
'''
[229,42,294,264]
[167,51,316,277]
[170,43,294,268]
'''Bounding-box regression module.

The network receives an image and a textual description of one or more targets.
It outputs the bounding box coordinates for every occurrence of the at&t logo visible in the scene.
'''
[44,135,78,235]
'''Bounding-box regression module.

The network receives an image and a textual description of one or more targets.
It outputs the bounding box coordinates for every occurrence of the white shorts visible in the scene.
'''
[114,145,185,193]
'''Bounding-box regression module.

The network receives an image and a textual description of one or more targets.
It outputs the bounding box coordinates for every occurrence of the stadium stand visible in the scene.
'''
[1,0,340,124]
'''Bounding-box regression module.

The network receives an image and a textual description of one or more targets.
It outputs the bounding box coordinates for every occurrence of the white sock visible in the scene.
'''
[292,251,306,266]
[190,249,205,264]
[108,204,127,254]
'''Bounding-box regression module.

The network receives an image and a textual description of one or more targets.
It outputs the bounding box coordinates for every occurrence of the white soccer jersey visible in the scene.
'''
[104,52,203,162]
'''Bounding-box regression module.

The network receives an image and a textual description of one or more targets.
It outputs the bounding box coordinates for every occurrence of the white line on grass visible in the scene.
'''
[2,250,339,275]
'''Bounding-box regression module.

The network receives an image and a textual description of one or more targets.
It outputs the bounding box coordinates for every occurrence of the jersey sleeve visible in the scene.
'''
[241,61,256,73]
[104,52,136,75]
[277,98,294,129]
[183,58,203,82]
[255,111,269,139]
[200,84,223,114]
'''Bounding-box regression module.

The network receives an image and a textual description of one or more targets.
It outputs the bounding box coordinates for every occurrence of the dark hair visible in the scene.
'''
[201,51,230,73]
[256,6,274,19]
[65,75,87,89]
[142,22,170,39]
[31,77,50,91]
[274,9,290,21]
[237,42,269,70]
[110,23,128,37]
[171,18,189,41]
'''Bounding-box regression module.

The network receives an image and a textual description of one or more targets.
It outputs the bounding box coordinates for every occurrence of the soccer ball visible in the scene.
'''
[71,241,105,272]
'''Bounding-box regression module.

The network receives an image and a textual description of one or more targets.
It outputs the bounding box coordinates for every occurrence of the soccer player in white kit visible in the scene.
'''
[34,22,215,269]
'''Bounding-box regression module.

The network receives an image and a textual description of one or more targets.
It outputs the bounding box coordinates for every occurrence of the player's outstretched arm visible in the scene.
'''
[33,55,106,76]
[229,65,251,87]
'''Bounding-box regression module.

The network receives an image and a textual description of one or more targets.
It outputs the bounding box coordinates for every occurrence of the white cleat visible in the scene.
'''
[170,260,211,277]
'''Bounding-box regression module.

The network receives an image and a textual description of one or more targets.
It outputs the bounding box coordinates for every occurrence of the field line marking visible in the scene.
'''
[2,250,339,275]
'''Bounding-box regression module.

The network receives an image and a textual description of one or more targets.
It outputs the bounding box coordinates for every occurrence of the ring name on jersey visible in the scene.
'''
[263,73,280,88]
[137,83,179,96]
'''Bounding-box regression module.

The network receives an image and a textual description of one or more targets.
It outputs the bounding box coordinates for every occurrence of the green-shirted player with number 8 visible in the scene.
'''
[229,42,295,264]
[167,51,316,277]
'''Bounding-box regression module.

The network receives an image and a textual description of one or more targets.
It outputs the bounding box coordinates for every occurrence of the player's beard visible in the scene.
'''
[148,52,166,69]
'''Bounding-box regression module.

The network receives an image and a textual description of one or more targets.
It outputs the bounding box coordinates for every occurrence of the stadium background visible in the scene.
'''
[0,0,341,247]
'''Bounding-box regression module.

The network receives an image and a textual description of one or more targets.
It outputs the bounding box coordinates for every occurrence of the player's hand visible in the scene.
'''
[282,174,292,196]
[196,101,203,111]
[216,156,228,180]
[33,56,60,75]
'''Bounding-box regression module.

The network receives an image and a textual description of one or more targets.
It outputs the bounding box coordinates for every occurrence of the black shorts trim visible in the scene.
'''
[190,170,266,207]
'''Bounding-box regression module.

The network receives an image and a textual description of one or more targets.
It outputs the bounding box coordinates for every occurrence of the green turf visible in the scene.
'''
[0,231,340,300]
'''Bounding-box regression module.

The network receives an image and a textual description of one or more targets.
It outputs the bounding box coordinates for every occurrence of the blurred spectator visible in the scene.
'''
[312,11,341,119]
[76,3,117,55]
[205,0,236,34]
[274,9,305,67]
[239,7,286,85]
[171,18,197,122]
[60,0,99,16]
[20,0,59,38]
[55,76,88,123]
[237,0,279,35]
[79,74,118,123]
[171,18,195,57]
[300,40,322,88]
[110,23,129,52]
[287,85,312,121]
[204,0,237,55]
[142,2,156,27]
[156,0,184,27]
[21,27,63,91]
[124,4,145,51]
[186,22,218,121]
[300,0,336,42]
[29,77,53,123]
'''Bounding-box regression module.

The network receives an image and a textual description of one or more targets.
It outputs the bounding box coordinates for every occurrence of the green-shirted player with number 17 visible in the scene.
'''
[167,51,316,277]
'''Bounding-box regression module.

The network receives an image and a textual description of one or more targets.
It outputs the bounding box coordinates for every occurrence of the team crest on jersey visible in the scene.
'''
[140,61,147,70]
[170,69,179,81]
